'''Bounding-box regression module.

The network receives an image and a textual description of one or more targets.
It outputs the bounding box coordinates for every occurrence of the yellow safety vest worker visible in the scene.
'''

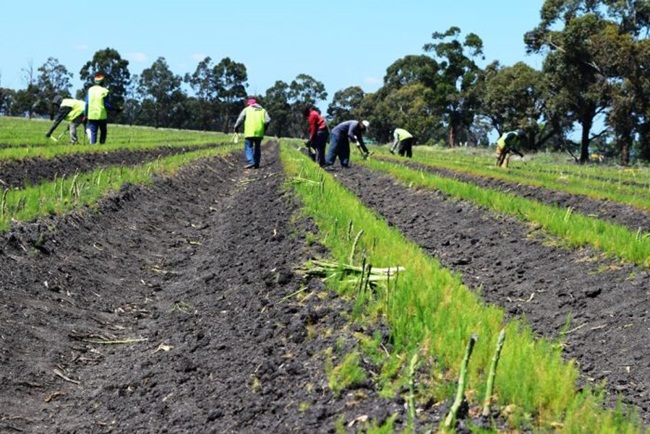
[243,106,267,138]
[87,85,109,120]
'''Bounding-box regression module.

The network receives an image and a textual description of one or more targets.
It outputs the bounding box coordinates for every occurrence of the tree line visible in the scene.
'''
[1,0,649,165]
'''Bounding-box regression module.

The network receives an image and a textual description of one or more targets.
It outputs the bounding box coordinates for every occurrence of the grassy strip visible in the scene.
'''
[414,145,650,190]
[389,147,650,212]
[280,144,642,432]
[0,117,231,159]
[361,157,650,268]
[0,145,237,232]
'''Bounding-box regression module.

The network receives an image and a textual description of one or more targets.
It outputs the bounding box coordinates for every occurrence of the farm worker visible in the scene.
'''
[390,128,416,158]
[325,120,370,168]
[495,129,525,168]
[84,74,116,145]
[233,96,271,169]
[45,96,86,144]
[302,105,329,167]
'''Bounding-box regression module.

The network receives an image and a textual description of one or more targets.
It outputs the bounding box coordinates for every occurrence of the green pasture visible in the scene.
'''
[0,116,232,160]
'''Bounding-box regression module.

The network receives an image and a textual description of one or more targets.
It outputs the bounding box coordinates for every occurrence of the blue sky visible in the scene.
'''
[0,0,545,105]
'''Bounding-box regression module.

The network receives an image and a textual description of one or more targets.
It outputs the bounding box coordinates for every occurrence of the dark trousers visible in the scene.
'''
[398,137,414,158]
[87,119,107,144]
[326,132,350,167]
[313,129,329,167]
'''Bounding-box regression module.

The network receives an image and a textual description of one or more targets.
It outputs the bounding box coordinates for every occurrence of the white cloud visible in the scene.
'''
[364,76,382,86]
[128,52,149,63]
[191,53,207,62]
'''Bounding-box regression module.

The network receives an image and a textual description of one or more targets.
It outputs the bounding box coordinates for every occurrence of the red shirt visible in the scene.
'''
[307,109,327,140]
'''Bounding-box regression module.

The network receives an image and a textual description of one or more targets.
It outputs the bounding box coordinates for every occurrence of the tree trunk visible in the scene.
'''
[579,117,593,164]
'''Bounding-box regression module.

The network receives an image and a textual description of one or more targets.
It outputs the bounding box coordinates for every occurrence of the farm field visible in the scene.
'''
[0,119,649,432]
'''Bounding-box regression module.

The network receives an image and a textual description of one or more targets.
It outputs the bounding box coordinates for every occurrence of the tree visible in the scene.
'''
[36,57,73,119]
[15,61,39,118]
[381,55,440,96]
[371,83,441,145]
[287,74,328,138]
[213,57,248,132]
[481,61,549,150]
[263,81,291,138]
[526,3,613,163]
[137,57,186,128]
[185,56,219,131]
[327,86,365,127]
[423,27,486,147]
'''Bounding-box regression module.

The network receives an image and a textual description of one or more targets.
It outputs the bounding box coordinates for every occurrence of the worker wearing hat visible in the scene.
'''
[233,96,271,169]
[325,119,370,168]
[84,74,115,145]
[495,129,525,168]
[45,95,86,143]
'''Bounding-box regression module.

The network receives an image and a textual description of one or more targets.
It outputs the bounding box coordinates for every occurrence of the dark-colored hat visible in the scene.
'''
[52,95,63,105]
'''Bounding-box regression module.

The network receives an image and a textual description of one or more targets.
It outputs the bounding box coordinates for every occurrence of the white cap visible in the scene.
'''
[361,120,370,129]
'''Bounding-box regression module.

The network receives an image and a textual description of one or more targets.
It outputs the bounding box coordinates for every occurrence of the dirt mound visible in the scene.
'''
[0,143,436,433]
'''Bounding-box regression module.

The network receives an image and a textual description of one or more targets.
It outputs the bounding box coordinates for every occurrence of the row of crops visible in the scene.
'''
[2,116,648,432]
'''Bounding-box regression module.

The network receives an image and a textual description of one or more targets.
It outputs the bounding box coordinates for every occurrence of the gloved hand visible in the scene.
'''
[81,116,87,124]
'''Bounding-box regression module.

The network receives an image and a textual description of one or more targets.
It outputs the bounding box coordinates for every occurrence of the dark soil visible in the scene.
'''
[0,144,223,189]
[330,161,650,424]
[0,143,435,434]
[389,158,650,233]
[0,143,648,433]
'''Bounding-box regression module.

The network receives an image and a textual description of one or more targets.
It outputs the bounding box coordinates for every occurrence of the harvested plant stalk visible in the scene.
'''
[482,328,506,417]
[444,334,478,429]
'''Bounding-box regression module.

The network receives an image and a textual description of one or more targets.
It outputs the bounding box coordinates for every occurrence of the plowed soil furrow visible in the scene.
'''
[389,158,650,233]
[0,144,220,189]
[0,143,437,433]
[332,164,650,423]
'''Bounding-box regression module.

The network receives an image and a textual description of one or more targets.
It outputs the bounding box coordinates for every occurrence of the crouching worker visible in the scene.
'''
[496,129,525,168]
[390,127,416,158]
[45,96,86,144]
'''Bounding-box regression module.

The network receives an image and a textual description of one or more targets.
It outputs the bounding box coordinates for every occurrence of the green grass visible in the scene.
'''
[0,117,232,160]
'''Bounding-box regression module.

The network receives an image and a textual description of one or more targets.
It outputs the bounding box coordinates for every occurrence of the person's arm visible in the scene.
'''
[45,107,71,137]
[233,109,246,132]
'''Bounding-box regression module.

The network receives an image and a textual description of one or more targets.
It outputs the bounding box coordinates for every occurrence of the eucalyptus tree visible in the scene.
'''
[35,57,73,117]
[369,55,442,143]
[285,74,328,138]
[327,86,365,127]
[263,80,292,138]
[423,26,485,147]
[0,87,15,116]
[213,57,248,132]
[137,57,186,128]
[481,61,552,150]
[526,2,617,163]
[372,83,441,145]
[185,56,219,131]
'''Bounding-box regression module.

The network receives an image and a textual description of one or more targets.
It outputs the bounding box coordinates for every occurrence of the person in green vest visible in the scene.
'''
[233,96,271,169]
[495,129,525,168]
[390,128,416,157]
[45,95,86,144]
[84,74,116,145]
